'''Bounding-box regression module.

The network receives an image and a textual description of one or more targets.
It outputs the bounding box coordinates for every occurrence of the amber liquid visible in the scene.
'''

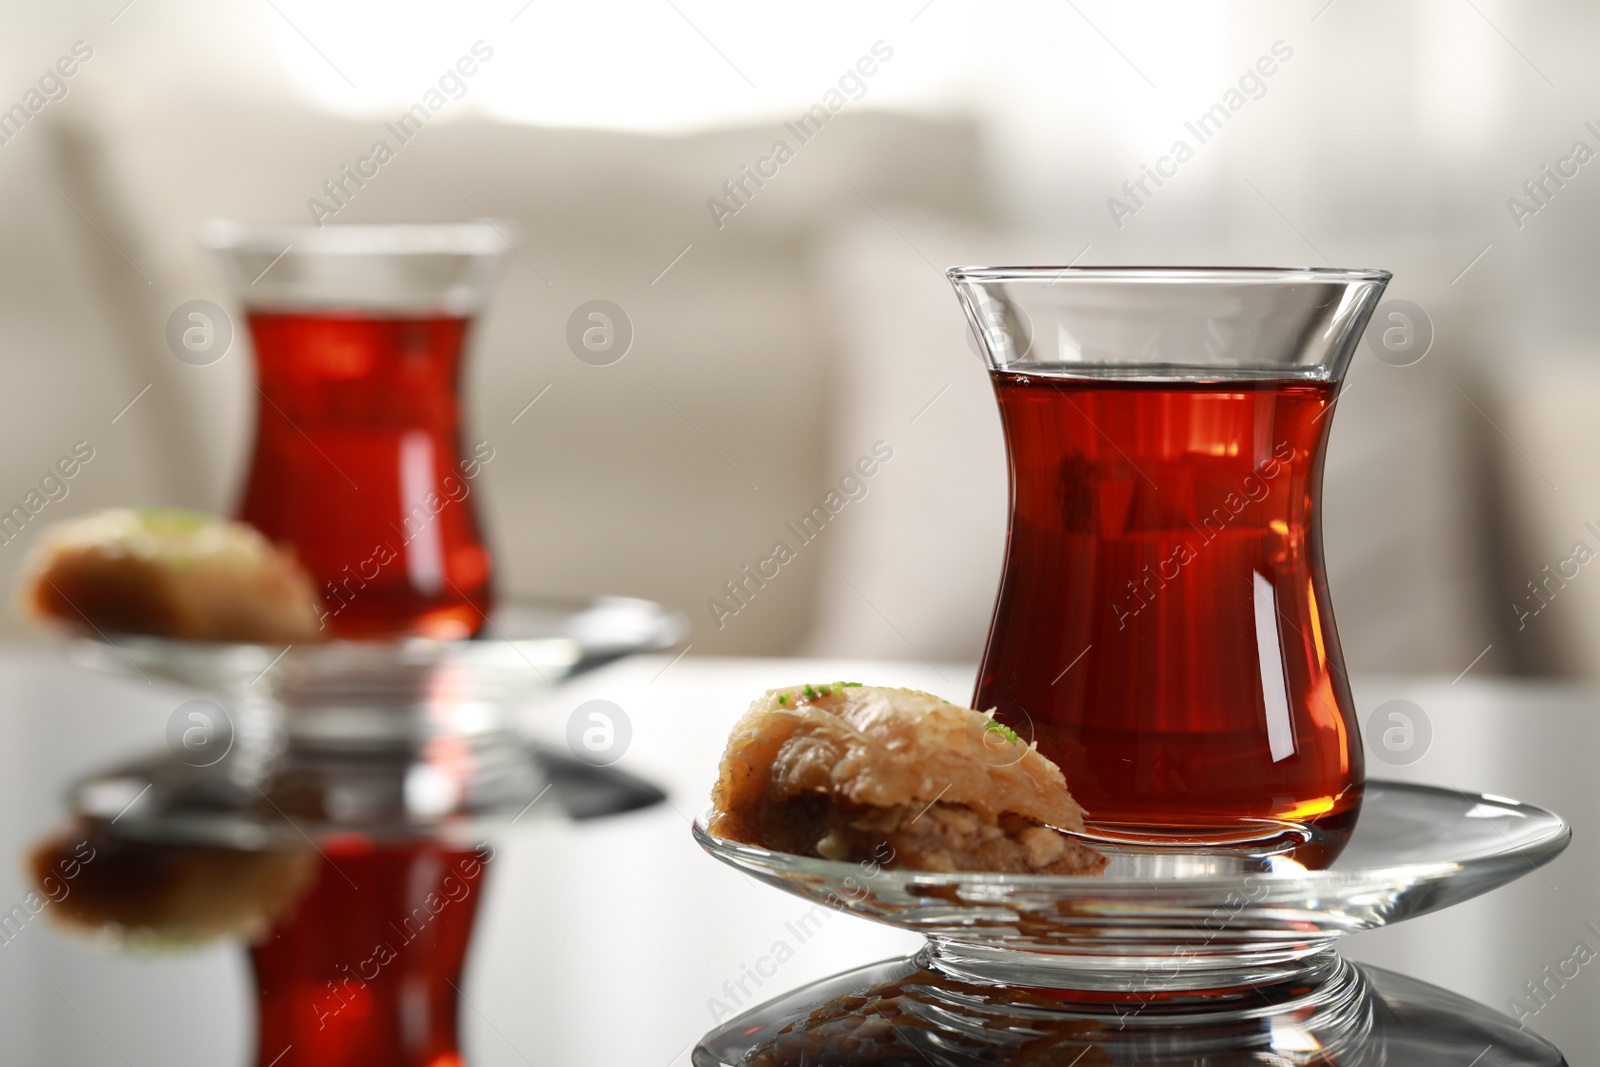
[250,841,490,1067]
[240,312,493,639]
[975,373,1363,855]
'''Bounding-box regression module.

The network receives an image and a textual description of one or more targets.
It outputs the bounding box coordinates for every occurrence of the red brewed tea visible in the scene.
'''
[250,840,491,1067]
[239,312,493,639]
[974,372,1362,850]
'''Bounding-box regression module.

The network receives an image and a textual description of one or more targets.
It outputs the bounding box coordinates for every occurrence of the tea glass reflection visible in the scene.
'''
[206,222,508,639]
[951,267,1389,860]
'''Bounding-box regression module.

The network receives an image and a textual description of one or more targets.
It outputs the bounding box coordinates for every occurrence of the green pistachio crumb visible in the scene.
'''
[984,720,1020,744]
[136,507,214,534]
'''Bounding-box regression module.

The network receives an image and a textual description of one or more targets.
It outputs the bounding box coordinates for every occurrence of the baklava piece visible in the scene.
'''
[711,684,1105,875]
[30,822,315,947]
[18,508,324,643]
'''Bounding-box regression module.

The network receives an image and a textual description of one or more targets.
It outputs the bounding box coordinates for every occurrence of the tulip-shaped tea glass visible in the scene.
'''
[952,267,1389,860]
[205,222,508,640]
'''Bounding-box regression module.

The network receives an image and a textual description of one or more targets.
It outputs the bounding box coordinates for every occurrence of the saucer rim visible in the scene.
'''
[692,778,1570,894]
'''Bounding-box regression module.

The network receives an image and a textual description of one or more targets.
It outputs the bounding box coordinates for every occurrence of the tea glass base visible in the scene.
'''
[923,935,1343,1001]
[693,954,1566,1066]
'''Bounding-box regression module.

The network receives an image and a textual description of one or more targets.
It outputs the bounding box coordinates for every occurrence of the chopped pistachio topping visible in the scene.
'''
[135,507,215,535]
[984,719,1020,744]
[785,682,874,703]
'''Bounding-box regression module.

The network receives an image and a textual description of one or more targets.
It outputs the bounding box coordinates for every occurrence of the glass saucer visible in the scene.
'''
[693,954,1566,1066]
[69,596,687,695]
[63,597,685,847]
[693,781,1568,997]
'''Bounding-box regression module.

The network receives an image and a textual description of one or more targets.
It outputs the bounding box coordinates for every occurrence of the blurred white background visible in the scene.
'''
[2,0,1597,672]
[2,0,1600,1062]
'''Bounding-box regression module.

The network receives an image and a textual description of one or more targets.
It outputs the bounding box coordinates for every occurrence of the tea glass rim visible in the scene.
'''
[946,265,1392,285]
[201,219,514,313]
[199,218,515,257]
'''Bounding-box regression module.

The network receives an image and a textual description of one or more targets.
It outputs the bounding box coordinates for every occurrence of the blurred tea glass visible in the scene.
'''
[205,221,508,639]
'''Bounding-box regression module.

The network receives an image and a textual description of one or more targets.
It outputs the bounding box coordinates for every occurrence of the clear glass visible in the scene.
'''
[202,220,510,315]
[55,598,684,1067]
[67,599,685,844]
[204,221,510,640]
[695,782,1568,997]
[694,956,1568,1066]
[950,266,1390,858]
[951,266,1391,379]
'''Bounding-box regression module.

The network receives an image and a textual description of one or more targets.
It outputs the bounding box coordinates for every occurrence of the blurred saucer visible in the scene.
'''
[61,597,685,846]
[70,596,688,698]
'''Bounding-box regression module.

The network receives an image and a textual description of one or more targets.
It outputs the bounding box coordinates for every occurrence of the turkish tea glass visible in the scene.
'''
[951,266,1389,860]
[205,222,508,640]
